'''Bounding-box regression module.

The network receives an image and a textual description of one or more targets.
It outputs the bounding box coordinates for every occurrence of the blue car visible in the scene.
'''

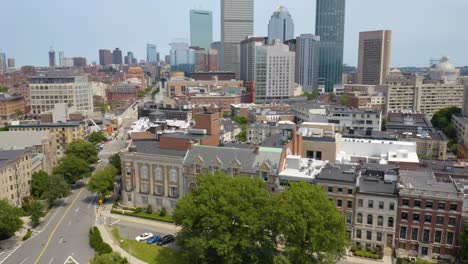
[146,235,162,244]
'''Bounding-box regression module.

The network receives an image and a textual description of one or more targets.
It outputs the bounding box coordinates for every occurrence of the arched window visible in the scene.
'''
[170,168,178,182]
[388,217,394,227]
[189,182,197,191]
[357,213,363,224]
[377,216,383,226]
[155,167,163,181]
[141,165,149,179]
[367,214,373,225]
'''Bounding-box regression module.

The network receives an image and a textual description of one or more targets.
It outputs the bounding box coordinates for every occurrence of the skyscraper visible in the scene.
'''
[221,0,254,78]
[59,51,65,67]
[0,53,6,72]
[146,44,157,64]
[208,49,219,71]
[357,30,392,85]
[49,48,56,67]
[268,6,294,44]
[315,0,345,92]
[7,58,15,68]
[296,34,321,91]
[190,10,213,52]
[113,48,123,65]
[191,46,207,72]
[99,49,113,66]
[240,37,267,82]
[170,41,194,75]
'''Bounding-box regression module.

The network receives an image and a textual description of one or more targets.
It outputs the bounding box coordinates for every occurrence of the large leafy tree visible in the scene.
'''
[431,106,461,130]
[109,154,121,175]
[29,200,46,226]
[460,225,468,260]
[88,132,106,145]
[65,140,98,164]
[42,174,72,205]
[54,155,90,184]
[31,170,49,198]
[173,173,275,264]
[91,252,128,264]
[0,199,23,239]
[275,182,348,263]
[87,165,118,196]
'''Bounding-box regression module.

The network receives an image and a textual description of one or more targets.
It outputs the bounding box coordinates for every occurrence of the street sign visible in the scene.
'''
[98,199,103,204]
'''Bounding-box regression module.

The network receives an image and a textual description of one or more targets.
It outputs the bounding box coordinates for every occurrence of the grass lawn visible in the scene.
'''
[111,209,174,223]
[110,227,186,264]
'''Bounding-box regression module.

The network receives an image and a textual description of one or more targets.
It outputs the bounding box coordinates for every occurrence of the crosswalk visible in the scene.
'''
[0,246,20,264]
[99,151,118,156]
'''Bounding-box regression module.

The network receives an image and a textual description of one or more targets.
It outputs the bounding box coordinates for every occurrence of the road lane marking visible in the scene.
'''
[87,194,97,209]
[33,188,85,264]
[110,219,120,226]
[74,207,79,213]
[38,197,70,233]
[0,246,20,264]
[48,257,54,264]
[18,257,28,264]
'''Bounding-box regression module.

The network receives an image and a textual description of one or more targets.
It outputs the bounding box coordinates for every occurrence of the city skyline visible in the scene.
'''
[1,0,467,67]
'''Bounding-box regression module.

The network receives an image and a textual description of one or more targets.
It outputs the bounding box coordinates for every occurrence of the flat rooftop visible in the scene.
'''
[316,164,357,183]
[399,169,459,193]
[131,141,187,157]
[0,131,48,150]
[10,121,83,128]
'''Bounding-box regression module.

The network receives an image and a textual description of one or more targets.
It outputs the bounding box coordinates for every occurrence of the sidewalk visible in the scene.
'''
[96,224,147,264]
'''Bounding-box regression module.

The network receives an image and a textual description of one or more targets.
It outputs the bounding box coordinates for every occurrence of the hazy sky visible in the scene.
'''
[2,0,467,67]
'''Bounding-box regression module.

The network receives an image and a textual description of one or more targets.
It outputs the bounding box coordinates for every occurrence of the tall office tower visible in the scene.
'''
[0,53,6,72]
[146,44,157,64]
[112,48,123,64]
[254,42,295,103]
[126,52,135,65]
[221,0,254,78]
[296,34,321,91]
[170,41,194,75]
[156,52,160,64]
[315,0,345,92]
[190,10,213,52]
[7,58,15,68]
[211,41,222,69]
[208,49,219,71]
[268,6,294,44]
[191,47,207,72]
[59,51,64,67]
[165,55,170,65]
[357,30,392,85]
[240,37,267,82]
[73,57,87,67]
[49,48,56,67]
[99,49,113,66]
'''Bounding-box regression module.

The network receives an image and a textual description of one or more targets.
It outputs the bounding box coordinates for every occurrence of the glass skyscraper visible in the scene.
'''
[315,0,345,92]
[268,6,294,44]
[190,10,213,52]
[170,41,194,75]
[146,44,157,64]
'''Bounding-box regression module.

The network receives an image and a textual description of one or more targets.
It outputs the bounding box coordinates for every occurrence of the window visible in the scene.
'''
[367,214,373,225]
[347,189,353,195]
[356,229,362,239]
[189,182,197,191]
[170,199,177,209]
[261,171,268,182]
[434,231,442,243]
[347,200,352,208]
[358,199,363,207]
[447,232,454,245]
[366,231,372,240]
[169,168,178,182]
[346,212,352,224]
[433,247,440,254]
[379,201,384,209]
[448,217,456,226]
[337,199,342,207]
[170,186,178,197]
[155,184,163,195]
[155,198,162,207]
[413,213,420,221]
[337,187,343,193]
[368,200,374,208]
[195,164,201,174]
[450,203,458,211]
[423,230,430,243]
[140,183,149,193]
[141,165,149,179]
[402,199,409,206]
[414,200,421,208]
[357,213,363,224]
[155,167,163,181]
[424,215,432,224]
[126,167,131,176]
[438,202,445,210]
[389,202,395,211]
[328,186,333,192]
[142,196,148,205]
[401,212,408,220]
[388,217,394,227]
[232,168,239,176]
[411,228,419,241]
[400,226,407,239]
[377,232,382,242]
[422,247,428,256]
[426,201,433,209]
[436,216,444,225]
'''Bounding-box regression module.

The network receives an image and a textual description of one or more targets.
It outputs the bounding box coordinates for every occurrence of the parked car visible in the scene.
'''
[156,235,175,246]
[146,235,162,244]
[135,233,153,241]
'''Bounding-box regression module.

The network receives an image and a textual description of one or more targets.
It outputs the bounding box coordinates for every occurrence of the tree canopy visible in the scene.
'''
[431,106,462,154]
[232,116,249,126]
[42,174,72,205]
[88,132,106,145]
[91,252,128,264]
[0,199,23,239]
[54,155,90,184]
[87,165,118,196]
[29,200,46,226]
[65,140,98,164]
[303,90,320,101]
[109,154,121,175]
[173,173,347,264]
[31,170,49,198]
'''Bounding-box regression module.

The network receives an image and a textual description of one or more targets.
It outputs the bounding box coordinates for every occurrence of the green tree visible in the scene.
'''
[31,170,49,198]
[91,252,128,264]
[303,89,320,101]
[14,109,24,116]
[459,225,468,259]
[236,125,247,142]
[0,199,23,239]
[275,182,348,263]
[87,165,118,197]
[88,132,106,145]
[29,200,45,226]
[109,154,121,175]
[54,155,90,184]
[0,86,9,93]
[232,116,249,126]
[329,92,337,101]
[65,140,98,164]
[173,173,274,264]
[42,175,72,205]
[339,95,348,106]
[431,106,461,130]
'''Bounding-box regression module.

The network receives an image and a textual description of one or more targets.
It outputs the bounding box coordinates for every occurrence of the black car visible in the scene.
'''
[156,235,175,246]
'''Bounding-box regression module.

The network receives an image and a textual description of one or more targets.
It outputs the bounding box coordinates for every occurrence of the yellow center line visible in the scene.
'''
[34,188,85,264]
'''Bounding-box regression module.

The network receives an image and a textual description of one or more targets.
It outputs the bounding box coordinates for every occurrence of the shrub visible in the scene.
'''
[133,207,142,214]
[22,229,32,241]
[89,226,112,255]
[159,207,167,217]
[146,205,153,214]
